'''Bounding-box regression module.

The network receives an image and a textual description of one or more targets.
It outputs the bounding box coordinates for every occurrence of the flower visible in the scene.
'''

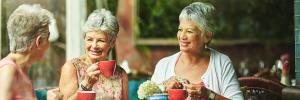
[137,80,162,99]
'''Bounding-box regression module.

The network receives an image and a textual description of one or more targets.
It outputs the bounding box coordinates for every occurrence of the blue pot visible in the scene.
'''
[147,94,168,100]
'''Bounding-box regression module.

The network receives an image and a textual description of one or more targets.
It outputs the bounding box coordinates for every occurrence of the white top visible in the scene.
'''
[151,48,244,100]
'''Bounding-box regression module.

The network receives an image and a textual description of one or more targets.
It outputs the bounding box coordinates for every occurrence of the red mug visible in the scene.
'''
[77,91,96,100]
[98,60,116,77]
[168,89,187,100]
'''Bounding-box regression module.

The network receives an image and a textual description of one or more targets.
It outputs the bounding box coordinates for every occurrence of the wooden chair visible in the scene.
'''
[238,77,285,100]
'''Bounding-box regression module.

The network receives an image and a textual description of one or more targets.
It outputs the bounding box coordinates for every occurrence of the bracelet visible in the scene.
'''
[80,83,92,91]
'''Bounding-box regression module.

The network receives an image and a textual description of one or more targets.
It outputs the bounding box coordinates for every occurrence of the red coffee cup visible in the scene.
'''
[77,91,96,100]
[98,60,116,77]
[168,89,187,100]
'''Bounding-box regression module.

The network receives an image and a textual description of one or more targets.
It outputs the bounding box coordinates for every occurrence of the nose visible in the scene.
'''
[91,40,98,48]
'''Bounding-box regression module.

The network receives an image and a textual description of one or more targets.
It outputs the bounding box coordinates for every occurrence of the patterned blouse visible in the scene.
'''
[72,57,126,100]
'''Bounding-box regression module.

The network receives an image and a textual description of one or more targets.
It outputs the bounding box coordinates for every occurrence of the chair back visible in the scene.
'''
[238,77,285,100]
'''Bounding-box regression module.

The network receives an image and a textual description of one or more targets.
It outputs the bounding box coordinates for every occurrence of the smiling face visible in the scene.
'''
[84,31,113,61]
[177,19,209,53]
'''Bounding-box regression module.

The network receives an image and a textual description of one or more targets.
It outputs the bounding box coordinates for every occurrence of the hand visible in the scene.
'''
[82,63,100,88]
[183,82,209,99]
[163,76,184,91]
[47,88,63,100]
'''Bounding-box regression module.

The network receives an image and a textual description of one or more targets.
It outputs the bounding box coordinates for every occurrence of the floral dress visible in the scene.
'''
[72,58,125,100]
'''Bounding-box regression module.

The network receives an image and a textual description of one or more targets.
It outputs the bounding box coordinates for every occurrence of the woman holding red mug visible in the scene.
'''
[59,9,128,100]
[151,2,243,100]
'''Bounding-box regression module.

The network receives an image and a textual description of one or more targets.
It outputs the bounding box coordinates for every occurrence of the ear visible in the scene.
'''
[204,32,213,44]
[34,35,43,49]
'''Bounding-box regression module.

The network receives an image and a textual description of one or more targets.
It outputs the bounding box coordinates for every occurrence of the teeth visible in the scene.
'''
[90,51,101,55]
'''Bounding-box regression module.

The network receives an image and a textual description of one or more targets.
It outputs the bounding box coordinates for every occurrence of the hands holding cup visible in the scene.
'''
[163,76,189,91]
[164,76,189,100]
[81,60,116,91]
[163,76,183,91]
[183,82,209,99]
[164,77,211,99]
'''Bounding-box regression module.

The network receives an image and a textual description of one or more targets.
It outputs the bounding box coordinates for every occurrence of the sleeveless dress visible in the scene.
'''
[72,58,125,100]
[0,57,37,100]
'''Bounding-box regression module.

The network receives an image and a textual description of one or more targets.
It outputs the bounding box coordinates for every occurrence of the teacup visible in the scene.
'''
[168,89,187,100]
[77,90,96,100]
[98,60,116,77]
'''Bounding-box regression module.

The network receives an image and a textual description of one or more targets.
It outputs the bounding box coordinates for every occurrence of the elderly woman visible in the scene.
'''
[0,4,54,100]
[59,9,128,100]
[151,2,243,100]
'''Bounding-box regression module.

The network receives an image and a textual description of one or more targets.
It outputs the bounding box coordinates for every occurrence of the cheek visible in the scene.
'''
[177,33,180,39]
[101,44,111,52]
[84,42,91,49]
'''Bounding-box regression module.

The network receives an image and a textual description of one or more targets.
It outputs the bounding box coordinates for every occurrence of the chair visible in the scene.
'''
[238,77,285,100]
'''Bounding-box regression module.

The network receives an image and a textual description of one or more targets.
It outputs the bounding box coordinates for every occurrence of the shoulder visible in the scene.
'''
[209,48,232,65]
[64,56,85,67]
[61,58,80,73]
[0,59,18,75]
[115,65,128,80]
[116,65,126,74]
[208,48,234,74]
[156,52,180,66]
[0,62,17,88]
[0,63,17,76]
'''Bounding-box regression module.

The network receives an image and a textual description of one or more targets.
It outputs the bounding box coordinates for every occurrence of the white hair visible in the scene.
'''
[83,9,119,44]
[179,2,215,34]
[7,4,54,53]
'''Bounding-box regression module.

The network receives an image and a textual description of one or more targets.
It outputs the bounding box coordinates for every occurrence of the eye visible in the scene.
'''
[85,37,93,43]
[187,30,193,33]
[178,28,182,32]
[86,38,93,41]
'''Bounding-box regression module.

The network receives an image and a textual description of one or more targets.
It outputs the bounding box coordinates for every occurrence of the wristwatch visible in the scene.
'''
[208,90,216,100]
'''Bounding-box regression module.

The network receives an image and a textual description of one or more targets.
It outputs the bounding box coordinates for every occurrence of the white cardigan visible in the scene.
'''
[151,48,244,100]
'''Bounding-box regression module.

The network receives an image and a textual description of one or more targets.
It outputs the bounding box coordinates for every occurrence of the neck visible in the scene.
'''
[180,48,210,65]
[7,52,34,73]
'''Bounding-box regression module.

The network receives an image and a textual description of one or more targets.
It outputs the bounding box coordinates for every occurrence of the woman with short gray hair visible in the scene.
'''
[0,4,54,100]
[151,2,243,100]
[59,9,128,100]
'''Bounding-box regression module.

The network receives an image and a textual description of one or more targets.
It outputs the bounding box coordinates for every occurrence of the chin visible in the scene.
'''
[179,47,189,51]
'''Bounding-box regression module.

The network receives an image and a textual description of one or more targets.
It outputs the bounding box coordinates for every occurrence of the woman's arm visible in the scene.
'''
[0,64,16,100]
[59,61,78,100]
[121,70,128,100]
[221,60,244,99]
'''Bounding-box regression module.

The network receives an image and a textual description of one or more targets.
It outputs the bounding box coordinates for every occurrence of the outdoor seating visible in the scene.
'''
[238,77,285,100]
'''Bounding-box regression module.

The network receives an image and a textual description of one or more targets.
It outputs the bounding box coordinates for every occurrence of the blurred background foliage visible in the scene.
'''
[137,0,293,41]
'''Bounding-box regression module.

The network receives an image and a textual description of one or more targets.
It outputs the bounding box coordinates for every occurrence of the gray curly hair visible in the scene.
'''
[179,2,215,35]
[83,9,119,44]
[7,4,54,53]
